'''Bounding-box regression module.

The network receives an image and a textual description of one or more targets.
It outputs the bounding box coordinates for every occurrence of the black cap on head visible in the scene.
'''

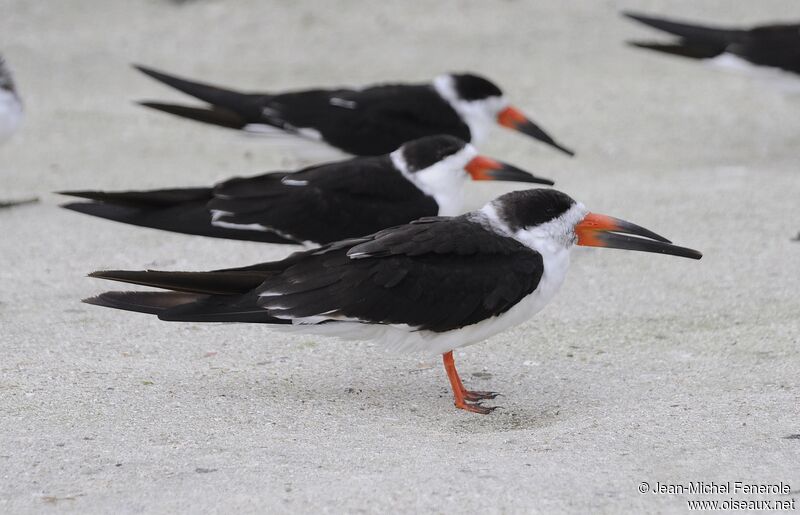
[400,135,469,172]
[450,73,503,101]
[496,189,576,231]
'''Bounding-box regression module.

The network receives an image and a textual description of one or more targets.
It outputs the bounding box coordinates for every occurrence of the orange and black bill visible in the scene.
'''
[576,213,703,260]
[465,155,554,185]
[497,106,576,157]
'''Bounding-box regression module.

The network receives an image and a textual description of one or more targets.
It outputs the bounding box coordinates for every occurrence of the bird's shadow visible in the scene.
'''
[229,360,565,434]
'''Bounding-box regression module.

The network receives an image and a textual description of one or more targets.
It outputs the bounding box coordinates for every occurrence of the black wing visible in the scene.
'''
[208,156,439,244]
[87,217,543,332]
[255,217,544,332]
[257,84,471,155]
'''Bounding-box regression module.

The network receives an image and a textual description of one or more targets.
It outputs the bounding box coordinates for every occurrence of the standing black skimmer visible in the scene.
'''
[85,188,702,414]
[59,135,551,245]
[0,55,34,210]
[134,65,575,157]
[623,11,800,76]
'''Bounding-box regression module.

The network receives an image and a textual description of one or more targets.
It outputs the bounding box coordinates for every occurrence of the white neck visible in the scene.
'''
[432,75,507,145]
[390,145,475,216]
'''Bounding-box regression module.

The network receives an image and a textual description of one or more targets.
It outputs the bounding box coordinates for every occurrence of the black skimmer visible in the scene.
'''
[0,56,34,210]
[134,65,575,157]
[623,11,800,76]
[85,188,702,414]
[60,135,551,245]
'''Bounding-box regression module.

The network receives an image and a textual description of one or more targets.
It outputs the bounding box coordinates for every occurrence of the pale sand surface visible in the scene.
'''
[1,1,799,513]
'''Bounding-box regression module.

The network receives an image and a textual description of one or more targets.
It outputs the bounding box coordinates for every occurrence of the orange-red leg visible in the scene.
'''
[442,351,499,414]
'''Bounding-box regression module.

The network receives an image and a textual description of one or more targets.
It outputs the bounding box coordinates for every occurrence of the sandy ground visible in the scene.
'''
[1,0,799,513]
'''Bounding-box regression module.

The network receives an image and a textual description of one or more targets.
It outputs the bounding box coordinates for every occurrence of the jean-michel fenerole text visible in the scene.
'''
[651,482,790,495]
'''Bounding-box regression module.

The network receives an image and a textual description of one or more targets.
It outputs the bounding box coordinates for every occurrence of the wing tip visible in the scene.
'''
[136,100,164,108]
[57,190,94,199]
[88,270,136,280]
[132,63,160,78]
[621,10,650,23]
[82,294,108,307]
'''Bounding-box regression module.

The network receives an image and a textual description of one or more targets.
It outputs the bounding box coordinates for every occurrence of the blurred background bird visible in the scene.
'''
[624,11,800,80]
[0,54,34,209]
[0,55,22,145]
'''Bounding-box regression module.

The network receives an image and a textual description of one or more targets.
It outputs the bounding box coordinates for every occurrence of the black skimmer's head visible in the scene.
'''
[486,189,703,260]
[432,73,575,156]
[390,135,554,216]
[0,55,22,146]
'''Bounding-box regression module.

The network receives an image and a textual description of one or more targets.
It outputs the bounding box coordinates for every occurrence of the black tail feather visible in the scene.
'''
[134,64,266,120]
[137,102,247,130]
[84,290,289,324]
[60,200,294,244]
[84,291,209,315]
[134,64,246,106]
[89,269,276,295]
[622,11,744,45]
[158,292,290,323]
[59,187,213,207]
[627,41,725,59]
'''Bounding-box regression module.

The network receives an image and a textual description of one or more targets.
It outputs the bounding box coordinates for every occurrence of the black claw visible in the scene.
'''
[469,401,499,414]
[463,390,501,402]
[456,399,496,415]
